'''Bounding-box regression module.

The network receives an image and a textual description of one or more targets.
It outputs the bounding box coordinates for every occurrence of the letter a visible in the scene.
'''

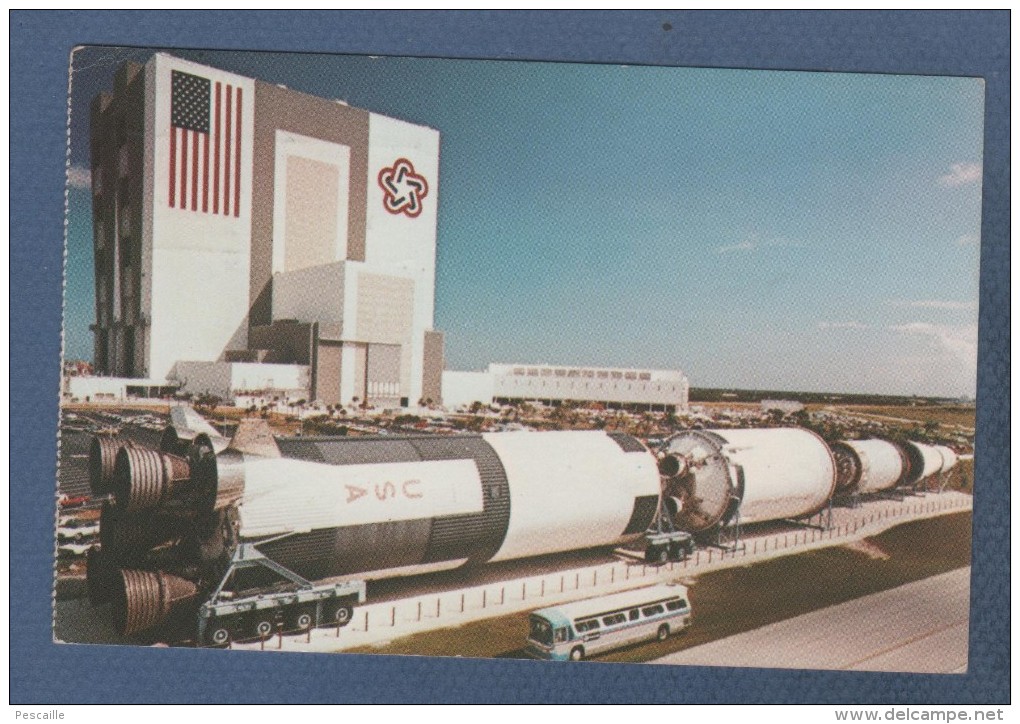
[346,485,367,503]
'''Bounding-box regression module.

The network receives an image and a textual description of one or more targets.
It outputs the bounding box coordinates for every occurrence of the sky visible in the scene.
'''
[64,47,984,398]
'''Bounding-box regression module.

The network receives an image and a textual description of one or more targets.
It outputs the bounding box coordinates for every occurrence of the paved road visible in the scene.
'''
[656,567,970,673]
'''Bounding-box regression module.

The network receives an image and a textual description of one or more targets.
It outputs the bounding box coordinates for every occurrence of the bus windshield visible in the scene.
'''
[529,616,554,646]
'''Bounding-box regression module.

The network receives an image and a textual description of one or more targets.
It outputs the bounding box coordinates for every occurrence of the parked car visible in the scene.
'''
[57,518,100,542]
[58,493,91,508]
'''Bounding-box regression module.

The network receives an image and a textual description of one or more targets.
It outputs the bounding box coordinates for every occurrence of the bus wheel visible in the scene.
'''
[569,647,585,661]
[657,624,670,641]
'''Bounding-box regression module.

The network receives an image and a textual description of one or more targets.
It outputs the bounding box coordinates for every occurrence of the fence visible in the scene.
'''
[214,492,971,650]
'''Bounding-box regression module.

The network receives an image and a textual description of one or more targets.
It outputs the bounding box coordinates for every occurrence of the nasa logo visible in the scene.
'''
[378,158,429,218]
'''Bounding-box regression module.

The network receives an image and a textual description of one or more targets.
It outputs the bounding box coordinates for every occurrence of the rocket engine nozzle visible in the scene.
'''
[111,569,199,636]
[112,446,192,513]
[89,435,132,497]
[658,453,690,479]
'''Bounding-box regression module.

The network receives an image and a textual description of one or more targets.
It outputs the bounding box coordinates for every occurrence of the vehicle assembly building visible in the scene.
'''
[442,363,689,412]
[89,54,444,408]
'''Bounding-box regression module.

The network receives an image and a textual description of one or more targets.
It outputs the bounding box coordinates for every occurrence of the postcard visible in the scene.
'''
[56,45,982,673]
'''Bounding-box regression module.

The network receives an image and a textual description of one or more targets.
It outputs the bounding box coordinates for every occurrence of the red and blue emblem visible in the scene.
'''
[378,158,429,218]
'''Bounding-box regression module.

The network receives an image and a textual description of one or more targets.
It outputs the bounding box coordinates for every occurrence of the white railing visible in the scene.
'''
[338,494,972,639]
[222,492,972,651]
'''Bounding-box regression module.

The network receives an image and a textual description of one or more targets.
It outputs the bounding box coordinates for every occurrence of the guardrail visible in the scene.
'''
[215,492,971,651]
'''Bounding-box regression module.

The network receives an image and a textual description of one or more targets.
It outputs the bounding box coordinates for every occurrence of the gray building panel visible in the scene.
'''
[248,80,371,326]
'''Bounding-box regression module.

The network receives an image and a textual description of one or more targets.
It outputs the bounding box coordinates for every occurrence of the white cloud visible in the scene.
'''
[716,235,803,254]
[817,321,870,330]
[716,240,757,254]
[888,322,978,366]
[938,162,982,188]
[888,299,977,312]
[956,233,980,246]
[66,164,91,190]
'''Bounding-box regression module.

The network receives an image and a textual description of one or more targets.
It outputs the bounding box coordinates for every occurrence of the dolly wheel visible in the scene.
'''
[288,607,314,632]
[251,614,275,639]
[326,601,353,627]
[204,618,233,647]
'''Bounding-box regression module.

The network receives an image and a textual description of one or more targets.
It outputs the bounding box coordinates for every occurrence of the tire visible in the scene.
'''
[325,600,354,627]
[250,613,275,639]
[287,606,314,633]
[204,618,233,647]
[644,546,666,564]
[569,646,585,662]
[657,624,670,641]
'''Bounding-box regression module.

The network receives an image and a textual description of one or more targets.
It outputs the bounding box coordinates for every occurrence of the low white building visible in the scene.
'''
[169,360,310,401]
[440,370,496,410]
[442,363,689,412]
[761,399,805,414]
[64,376,176,402]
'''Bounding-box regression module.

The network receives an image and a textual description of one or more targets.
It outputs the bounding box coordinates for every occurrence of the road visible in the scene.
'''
[655,567,970,673]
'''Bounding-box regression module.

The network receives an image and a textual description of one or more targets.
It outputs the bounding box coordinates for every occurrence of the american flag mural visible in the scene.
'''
[168,70,242,216]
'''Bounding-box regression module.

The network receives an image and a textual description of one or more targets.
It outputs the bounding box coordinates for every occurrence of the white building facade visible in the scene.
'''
[90,54,444,408]
[443,363,689,412]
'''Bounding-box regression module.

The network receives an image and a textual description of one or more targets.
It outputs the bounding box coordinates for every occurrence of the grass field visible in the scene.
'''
[345,512,972,663]
[836,405,976,429]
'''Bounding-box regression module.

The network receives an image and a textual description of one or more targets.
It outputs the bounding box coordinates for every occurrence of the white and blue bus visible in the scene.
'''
[526,583,691,661]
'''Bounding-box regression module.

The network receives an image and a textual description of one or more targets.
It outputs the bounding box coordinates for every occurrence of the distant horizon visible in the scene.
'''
[63,47,984,398]
[59,354,971,403]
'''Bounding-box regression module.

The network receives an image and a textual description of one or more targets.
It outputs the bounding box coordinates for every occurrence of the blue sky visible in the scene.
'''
[64,47,984,397]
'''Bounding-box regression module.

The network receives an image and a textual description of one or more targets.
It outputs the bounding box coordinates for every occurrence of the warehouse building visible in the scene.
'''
[442,363,689,412]
[88,54,444,408]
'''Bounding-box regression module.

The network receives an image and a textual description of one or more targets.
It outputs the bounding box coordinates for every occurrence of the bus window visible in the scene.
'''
[603,613,626,626]
[641,605,665,617]
[554,628,568,643]
[666,599,685,611]
[576,619,600,633]
[530,617,554,646]
[629,609,640,621]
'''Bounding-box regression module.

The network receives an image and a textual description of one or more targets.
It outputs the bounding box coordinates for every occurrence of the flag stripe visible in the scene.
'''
[191,129,199,210]
[180,129,188,206]
[234,86,242,218]
[213,82,220,214]
[224,86,232,217]
[202,127,209,212]
[169,124,177,208]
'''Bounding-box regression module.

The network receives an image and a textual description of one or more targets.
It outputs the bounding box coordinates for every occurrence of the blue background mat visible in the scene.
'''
[11,11,1009,704]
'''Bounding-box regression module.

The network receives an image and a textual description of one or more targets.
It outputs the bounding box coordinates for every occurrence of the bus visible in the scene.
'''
[526,583,691,661]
